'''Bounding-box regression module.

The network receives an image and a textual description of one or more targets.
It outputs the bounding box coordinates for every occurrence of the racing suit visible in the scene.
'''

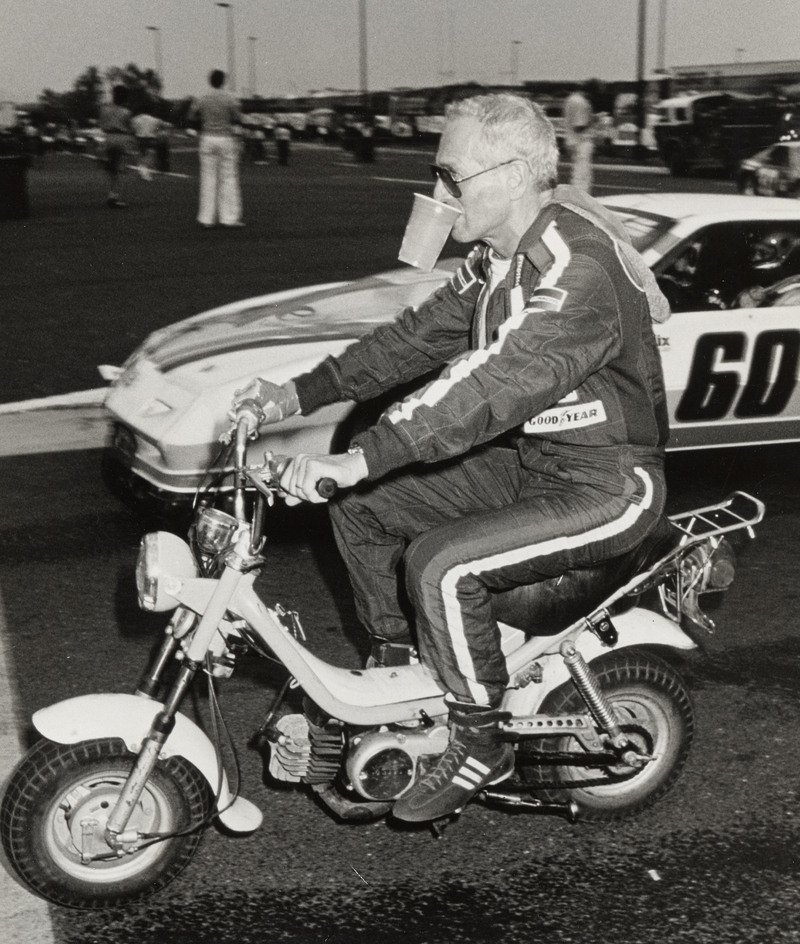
[292,185,671,707]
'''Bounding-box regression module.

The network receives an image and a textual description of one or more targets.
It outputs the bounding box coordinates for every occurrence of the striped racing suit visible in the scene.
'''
[293,186,670,706]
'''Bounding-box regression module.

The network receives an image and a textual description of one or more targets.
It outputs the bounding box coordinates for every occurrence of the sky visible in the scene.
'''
[1,0,799,105]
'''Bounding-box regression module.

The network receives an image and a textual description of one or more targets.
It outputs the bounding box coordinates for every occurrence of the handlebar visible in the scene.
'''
[228,413,338,511]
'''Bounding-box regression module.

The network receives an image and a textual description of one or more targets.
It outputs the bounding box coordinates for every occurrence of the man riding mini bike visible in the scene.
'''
[231,92,673,824]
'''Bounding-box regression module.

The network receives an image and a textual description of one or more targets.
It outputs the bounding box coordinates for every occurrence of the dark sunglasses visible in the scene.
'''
[429,159,518,198]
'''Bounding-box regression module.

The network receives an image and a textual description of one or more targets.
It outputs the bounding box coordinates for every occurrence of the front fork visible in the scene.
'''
[104,547,248,852]
[103,662,197,850]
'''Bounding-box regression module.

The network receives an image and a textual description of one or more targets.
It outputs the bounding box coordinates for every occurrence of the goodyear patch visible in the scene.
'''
[524,399,607,433]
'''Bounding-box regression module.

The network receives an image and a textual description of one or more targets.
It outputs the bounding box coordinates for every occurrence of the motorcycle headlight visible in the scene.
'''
[136,532,199,611]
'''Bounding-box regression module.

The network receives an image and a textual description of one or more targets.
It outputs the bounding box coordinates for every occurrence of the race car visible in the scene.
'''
[103,193,800,520]
[737,140,800,198]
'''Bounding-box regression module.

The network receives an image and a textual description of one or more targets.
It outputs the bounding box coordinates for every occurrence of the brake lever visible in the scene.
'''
[262,452,337,500]
[243,468,276,505]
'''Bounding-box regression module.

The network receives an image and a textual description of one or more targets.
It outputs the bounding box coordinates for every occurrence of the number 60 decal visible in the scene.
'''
[675,330,800,422]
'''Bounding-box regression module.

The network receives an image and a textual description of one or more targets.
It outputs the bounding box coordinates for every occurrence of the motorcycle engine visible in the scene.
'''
[346,724,450,802]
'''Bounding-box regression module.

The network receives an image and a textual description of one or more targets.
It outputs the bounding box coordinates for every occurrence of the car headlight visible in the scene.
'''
[111,423,137,461]
[136,531,199,611]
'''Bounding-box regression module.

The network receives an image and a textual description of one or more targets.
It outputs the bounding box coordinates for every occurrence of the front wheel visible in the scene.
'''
[1,737,212,909]
[517,649,695,821]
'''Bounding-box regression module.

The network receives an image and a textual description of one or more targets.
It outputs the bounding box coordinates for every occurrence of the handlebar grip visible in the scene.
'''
[317,477,338,500]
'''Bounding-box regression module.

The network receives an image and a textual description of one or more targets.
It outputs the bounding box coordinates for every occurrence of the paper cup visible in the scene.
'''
[398,193,462,272]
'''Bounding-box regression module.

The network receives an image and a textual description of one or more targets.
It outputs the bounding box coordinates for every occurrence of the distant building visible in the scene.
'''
[669,60,800,97]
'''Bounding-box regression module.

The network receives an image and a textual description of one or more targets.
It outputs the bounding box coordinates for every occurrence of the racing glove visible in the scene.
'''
[231,378,301,426]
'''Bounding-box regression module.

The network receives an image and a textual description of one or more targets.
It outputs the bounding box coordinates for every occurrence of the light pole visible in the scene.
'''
[216,3,236,92]
[248,36,258,98]
[635,0,647,158]
[510,40,522,87]
[655,0,668,74]
[358,0,368,108]
[146,26,164,92]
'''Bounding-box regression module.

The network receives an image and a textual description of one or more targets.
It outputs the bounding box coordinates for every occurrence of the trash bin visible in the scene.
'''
[0,145,29,220]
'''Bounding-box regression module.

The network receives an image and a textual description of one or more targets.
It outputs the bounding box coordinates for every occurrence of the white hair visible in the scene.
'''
[445,93,559,191]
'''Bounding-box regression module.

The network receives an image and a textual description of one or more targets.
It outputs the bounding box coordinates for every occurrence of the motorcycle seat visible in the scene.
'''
[491,515,681,636]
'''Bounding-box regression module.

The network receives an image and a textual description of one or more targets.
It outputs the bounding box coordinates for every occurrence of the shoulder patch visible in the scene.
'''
[527,285,567,312]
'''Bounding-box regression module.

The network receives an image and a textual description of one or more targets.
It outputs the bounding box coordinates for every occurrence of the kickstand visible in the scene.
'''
[429,811,461,839]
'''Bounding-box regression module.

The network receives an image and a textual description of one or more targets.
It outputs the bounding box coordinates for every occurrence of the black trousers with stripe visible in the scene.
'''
[329,442,665,707]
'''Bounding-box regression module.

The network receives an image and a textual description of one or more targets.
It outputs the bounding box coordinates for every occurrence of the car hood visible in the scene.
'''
[132,263,457,373]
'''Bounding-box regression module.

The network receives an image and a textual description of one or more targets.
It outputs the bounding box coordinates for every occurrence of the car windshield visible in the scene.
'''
[603,206,674,253]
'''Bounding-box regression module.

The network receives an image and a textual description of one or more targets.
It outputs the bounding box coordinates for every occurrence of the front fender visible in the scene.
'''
[33,693,262,833]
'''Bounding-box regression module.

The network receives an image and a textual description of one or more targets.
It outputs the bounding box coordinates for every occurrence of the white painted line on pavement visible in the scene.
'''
[0,586,56,944]
[374,176,429,186]
[0,388,108,415]
[0,407,110,457]
[0,390,111,457]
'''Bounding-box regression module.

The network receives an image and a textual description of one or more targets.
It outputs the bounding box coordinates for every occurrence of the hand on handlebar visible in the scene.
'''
[222,379,301,444]
[230,378,300,425]
[278,452,368,505]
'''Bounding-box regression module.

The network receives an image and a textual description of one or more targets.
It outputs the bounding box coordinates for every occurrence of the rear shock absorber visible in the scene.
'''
[560,640,642,764]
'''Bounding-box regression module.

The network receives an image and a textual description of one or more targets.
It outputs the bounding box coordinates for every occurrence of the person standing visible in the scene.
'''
[188,70,243,227]
[131,108,162,181]
[232,93,670,823]
[563,86,595,193]
[274,123,291,166]
[98,85,133,208]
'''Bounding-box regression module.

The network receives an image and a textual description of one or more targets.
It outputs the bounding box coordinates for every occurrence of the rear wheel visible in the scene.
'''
[518,649,694,821]
[1,737,212,908]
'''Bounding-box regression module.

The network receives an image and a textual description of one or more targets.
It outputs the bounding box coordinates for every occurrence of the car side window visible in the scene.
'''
[772,146,789,168]
[657,221,800,312]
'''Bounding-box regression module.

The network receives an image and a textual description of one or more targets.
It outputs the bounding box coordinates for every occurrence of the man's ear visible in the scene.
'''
[507,159,530,200]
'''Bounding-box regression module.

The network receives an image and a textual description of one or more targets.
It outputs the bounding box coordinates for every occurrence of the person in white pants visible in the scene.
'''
[189,70,243,227]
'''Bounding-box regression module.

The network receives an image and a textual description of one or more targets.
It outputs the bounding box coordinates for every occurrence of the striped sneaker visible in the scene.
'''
[392,738,515,823]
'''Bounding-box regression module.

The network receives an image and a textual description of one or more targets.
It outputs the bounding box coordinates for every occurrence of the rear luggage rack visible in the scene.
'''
[583,492,764,634]
[667,491,765,545]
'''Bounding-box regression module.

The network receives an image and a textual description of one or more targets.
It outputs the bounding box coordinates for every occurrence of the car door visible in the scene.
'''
[654,220,800,450]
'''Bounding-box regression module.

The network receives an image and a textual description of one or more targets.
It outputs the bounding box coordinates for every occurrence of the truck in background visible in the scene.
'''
[653,91,798,177]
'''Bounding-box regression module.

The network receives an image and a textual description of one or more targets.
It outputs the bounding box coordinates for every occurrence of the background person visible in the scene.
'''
[188,70,243,227]
[563,85,595,193]
[98,85,133,208]
[274,122,291,166]
[233,93,670,823]
[155,122,172,174]
[131,108,162,181]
